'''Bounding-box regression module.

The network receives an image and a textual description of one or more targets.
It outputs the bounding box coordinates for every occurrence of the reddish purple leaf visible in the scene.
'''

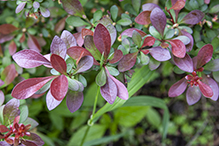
[55,17,67,34]
[61,0,85,17]
[27,34,41,52]
[66,91,84,113]
[8,40,17,55]
[150,7,166,36]
[76,56,93,73]
[148,46,171,61]
[0,125,9,133]
[15,2,26,13]
[168,39,186,58]
[170,0,185,10]
[105,67,128,100]
[21,140,37,146]
[73,32,84,47]
[202,76,219,101]
[173,53,194,72]
[141,36,155,48]
[0,24,17,35]
[142,3,159,11]
[94,23,111,59]
[3,98,20,125]
[24,133,44,146]
[168,78,187,97]
[181,30,193,52]
[0,90,4,106]
[118,52,138,72]
[46,90,62,111]
[121,28,146,38]
[51,54,67,74]
[135,11,151,25]
[0,34,14,43]
[20,33,26,43]
[67,46,92,61]
[1,64,18,86]
[109,50,123,64]
[50,35,67,59]
[182,10,204,25]
[186,86,201,105]
[50,75,68,101]
[81,28,94,38]
[196,44,213,69]
[205,0,210,4]
[13,50,51,68]
[198,80,213,98]
[0,79,4,86]
[100,74,117,104]
[11,76,55,99]
[60,30,77,48]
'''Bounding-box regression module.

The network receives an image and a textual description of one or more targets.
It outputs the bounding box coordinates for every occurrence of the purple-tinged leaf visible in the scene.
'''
[94,23,111,59]
[15,2,26,13]
[11,76,55,99]
[148,46,171,61]
[1,64,18,86]
[8,40,17,56]
[0,79,4,86]
[204,59,219,71]
[192,56,198,71]
[202,76,219,101]
[173,54,194,72]
[118,52,138,72]
[198,80,213,98]
[100,23,116,46]
[50,75,68,101]
[168,39,186,58]
[142,3,159,11]
[67,77,84,92]
[60,30,77,48]
[67,46,93,61]
[0,90,4,106]
[51,54,67,74]
[50,35,67,59]
[40,7,50,17]
[46,90,62,111]
[181,30,193,52]
[3,98,20,125]
[100,74,117,104]
[28,34,41,52]
[121,28,146,38]
[84,35,101,61]
[73,32,84,47]
[13,50,51,68]
[21,140,38,146]
[0,24,17,35]
[135,11,151,25]
[0,141,10,146]
[24,133,44,146]
[75,56,93,73]
[196,44,213,69]
[106,67,128,100]
[33,1,40,9]
[150,7,166,36]
[61,0,85,17]
[186,86,201,105]
[23,117,39,130]
[141,36,155,48]
[181,10,204,25]
[149,57,160,70]
[0,125,9,133]
[109,50,123,64]
[168,78,187,97]
[55,17,67,34]
[66,91,84,113]
[20,33,25,43]
[170,0,185,10]
[0,34,14,43]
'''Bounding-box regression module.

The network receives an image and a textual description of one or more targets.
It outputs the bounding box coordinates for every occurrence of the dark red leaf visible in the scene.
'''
[0,125,9,133]
[109,50,123,64]
[202,76,219,101]
[46,90,62,111]
[135,11,151,25]
[186,86,201,105]
[182,10,204,25]
[141,49,149,55]
[141,36,155,48]
[168,39,186,58]
[94,23,111,59]
[148,46,171,61]
[1,64,18,86]
[198,80,213,98]
[61,0,85,17]
[66,91,84,113]
[173,53,194,72]
[196,44,213,69]
[121,28,146,38]
[8,40,17,55]
[13,50,51,68]
[67,46,92,60]
[50,75,68,101]
[150,7,166,36]
[0,24,17,35]
[11,76,55,99]
[170,0,185,10]
[81,28,94,38]
[51,54,67,74]
[168,78,187,97]
[118,52,138,72]
[50,35,67,59]
[24,133,44,146]
[27,34,41,52]
[21,140,38,146]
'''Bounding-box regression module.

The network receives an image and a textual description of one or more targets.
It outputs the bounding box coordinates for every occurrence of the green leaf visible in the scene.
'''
[122,96,169,140]
[93,10,102,22]
[67,124,106,146]
[110,5,118,21]
[19,104,28,123]
[49,112,64,131]
[132,30,142,48]
[70,111,88,130]
[213,71,219,82]
[66,16,89,27]
[96,67,107,86]
[117,18,132,26]
[114,106,149,127]
[145,107,161,128]
[132,0,141,13]
[140,51,149,65]
[106,66,119,76]
[149,26,161,40]
[164,29,175,39]
[209,4,219,13]
[25,17,36,28]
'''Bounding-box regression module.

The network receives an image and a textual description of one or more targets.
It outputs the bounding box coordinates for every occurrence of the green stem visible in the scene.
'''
[92,86,100,116]
[80,125,90,146]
